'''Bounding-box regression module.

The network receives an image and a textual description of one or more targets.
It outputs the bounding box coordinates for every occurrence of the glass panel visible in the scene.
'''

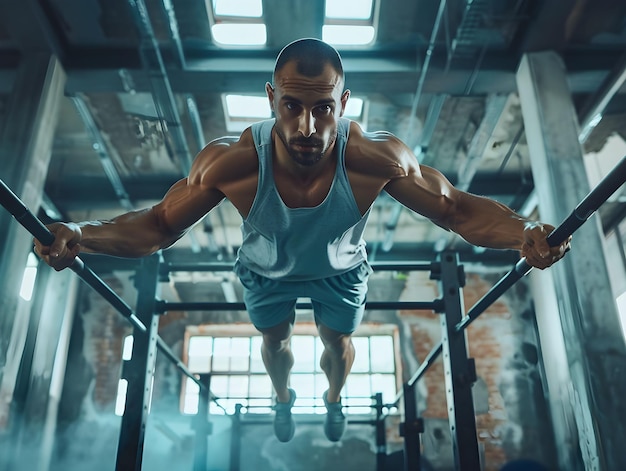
[290,374,315,399]
[230,337,250,371]
[250,336,265,372]
[225,95,271,118]
[213,0,263,17]
[183,393,199,415]
[315,337,324,372]
[212,24,267,46]
[229,375,250,398]
[314,373,329,398]
[186,376,200,394]
[210,375,229,397]
[325,0,373,19]
[345,374,371,397]
[292,335,315,372]
[344,97,363,118]
[370,336,395,372]
[212,338,231,371]
[115,379,127,416]
[122,335,134,361]
[371,373,397,403]
[351,337,370,372]
[322,25,375,45]
[188,336,212,373]
[249,375,273,397]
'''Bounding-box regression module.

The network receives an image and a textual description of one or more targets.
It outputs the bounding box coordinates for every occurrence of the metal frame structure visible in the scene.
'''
[0,156,624,471]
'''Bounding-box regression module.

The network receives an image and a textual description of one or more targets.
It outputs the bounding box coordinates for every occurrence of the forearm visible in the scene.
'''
[451,192,530,250]
[78,208,183,257]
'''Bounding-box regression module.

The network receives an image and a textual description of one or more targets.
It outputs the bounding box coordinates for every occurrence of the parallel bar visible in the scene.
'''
[0,178,209,395]
[155,300,441,313]
[0,178,145,332]
[398,154,626,396]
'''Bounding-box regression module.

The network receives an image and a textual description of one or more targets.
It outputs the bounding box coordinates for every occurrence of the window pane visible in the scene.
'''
[371,373,397,403]
[292,335,315,372]
[211,375,229,397]
[370,336,394,372]
[250,336,265,372]
[213,0,262,17]
[230,338,250,371]
[212,338,231,371]
[344,98,363,118]
[229,375,250,398]
[315,337,324,372]
[314,373,329,398]
[323,25,375,45]
[183,393,199,414]
[352,337,370,372]
[290,374,315,399]
[212,24,266,46]
[325,0,372,19]
[188,336,212,372]
[249,375,273,397]
[225,95,271,118]
[345,374,371,398]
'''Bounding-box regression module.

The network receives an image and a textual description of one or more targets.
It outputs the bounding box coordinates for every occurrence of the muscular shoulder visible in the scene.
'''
[345,121,417,180]
[188,128,258,188]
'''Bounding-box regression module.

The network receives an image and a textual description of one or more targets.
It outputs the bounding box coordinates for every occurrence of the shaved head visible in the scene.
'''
[273,38,344,84]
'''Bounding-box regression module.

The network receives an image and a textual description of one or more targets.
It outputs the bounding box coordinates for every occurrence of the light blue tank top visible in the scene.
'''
[236,118,370,281]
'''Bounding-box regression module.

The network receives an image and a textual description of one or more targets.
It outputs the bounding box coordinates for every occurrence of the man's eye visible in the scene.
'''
[317,105,332,114]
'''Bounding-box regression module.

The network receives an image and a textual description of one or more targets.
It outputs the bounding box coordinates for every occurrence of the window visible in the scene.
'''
[208,0,266,46]
[19,252,39,301]
[323,0,378,46]
[617,292,626,341]
[223,94,272,132]
[182,325,399,416]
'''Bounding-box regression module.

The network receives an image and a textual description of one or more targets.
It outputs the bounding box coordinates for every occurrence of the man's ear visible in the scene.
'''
[339,89,351,116]
[265,82,275,112]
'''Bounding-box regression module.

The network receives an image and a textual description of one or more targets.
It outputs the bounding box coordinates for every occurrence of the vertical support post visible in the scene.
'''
[374,393,387,471]
[116,254,160,471]
[437,251,480,470]
[193,374,211,471]
[230,404,242,471]
[517,51,626,471]
[400,382,423,471]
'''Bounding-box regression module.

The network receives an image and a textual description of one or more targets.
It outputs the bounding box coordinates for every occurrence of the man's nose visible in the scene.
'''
[298,111,316,137]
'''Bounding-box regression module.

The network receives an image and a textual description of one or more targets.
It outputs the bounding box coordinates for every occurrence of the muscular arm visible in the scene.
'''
[370,132,569,268]
[35,137,247,269]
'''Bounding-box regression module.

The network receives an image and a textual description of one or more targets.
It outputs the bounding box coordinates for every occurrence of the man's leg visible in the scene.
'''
[258,313,295,403]
[318,322,354,441]
[318,322,354,403]
[257,313,297,442]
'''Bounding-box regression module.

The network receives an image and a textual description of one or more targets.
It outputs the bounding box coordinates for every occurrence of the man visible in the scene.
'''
[35,38,570,443]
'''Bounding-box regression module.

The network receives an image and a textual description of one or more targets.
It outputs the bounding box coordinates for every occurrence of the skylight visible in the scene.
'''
[209,0,266,46]
[323,0,377,46]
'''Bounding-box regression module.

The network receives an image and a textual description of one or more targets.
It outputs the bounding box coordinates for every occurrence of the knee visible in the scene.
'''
[260,322,293,352]
[320,330,353,355]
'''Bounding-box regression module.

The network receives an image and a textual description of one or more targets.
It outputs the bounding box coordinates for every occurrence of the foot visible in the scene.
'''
[323,390,346,442]
[273,388,296,442]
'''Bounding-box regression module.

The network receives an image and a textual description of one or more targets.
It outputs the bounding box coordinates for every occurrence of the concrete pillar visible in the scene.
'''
[11,267,78,471]
[516,51,626,471]
[0,53,65,438]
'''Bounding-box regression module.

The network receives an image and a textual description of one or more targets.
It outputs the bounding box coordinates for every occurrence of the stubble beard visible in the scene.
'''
[275,126,336,167]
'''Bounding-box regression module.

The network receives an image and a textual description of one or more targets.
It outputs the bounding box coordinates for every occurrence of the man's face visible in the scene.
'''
[266,61,350,167]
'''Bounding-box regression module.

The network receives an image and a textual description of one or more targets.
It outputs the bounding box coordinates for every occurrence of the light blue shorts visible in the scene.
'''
[234,261,373,334]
